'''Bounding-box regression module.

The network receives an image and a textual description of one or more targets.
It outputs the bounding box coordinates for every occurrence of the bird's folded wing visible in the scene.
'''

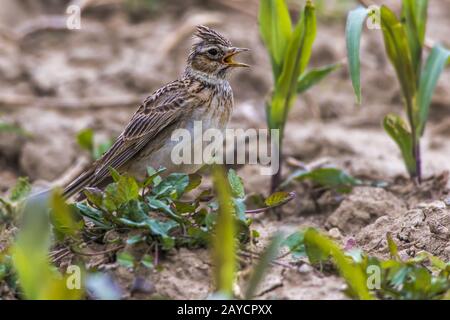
[92,96,189,182]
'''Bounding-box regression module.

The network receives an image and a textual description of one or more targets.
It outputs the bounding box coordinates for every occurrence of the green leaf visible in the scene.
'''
[402,0,428,78]
[0,122,29,136]
[270,1,316,129]
[153,173,189,199]
[227,169,245,199]
[264,191,293,207]
[11,193,83,299]
[117,252,135,269]
[417,45,450,136]
[304,228,374,300]
[383,114,416,175]
[282,230,306,258]
[141,254,154,269]
[297,63,341,93]
[126,234,146,245]
[74,203,112,229]
[380,5,417,116]
[143,166,166,187]
[50,190,83,238]
[83,187,103,208]
[211,166,236,298]
[93,140,113,160]
[233,198,247,222]
[9,177,31,202]
[245,233,283,299]
[109,167,121,182]
[258,0,292,78]
[386,232,400,260]
[289,167,360,193]
[118,200,178,242]
[144,219,177,240]
[345,6,369,103]
[174,200,196,214]
[76,128,94,152]
[104,175,139,209]
[186,173,202,192]
[147,197,180,220]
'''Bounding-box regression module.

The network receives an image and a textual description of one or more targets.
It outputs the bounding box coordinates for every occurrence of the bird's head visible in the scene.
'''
[186,25,249,79]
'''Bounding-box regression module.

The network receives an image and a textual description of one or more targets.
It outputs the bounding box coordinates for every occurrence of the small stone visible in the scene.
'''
[130,277,155,295]
[298,264,313,273]
[416,202,428,209]
[428,201,446,210]
[328,228,342,240]
[444,197,450,207]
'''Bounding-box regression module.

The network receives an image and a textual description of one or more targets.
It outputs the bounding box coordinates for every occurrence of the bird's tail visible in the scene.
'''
[63,167,97,199]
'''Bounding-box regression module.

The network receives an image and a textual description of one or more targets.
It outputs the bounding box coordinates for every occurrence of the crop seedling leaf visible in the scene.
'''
[380,5,417,112]
[345,6,369,103]
[304,228,374,300]
[245,233,283,299]
[258,0,292,78]
[383,114,416,175]
[417,45,450,136]
[401,0,428,78]
[50,190,83,239]
[211,166,236,298]
[297,63,341,93]
[12,193,83,299]
[271,1,316,128]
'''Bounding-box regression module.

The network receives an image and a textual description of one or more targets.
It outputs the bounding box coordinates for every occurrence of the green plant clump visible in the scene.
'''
[346,0,450,183]
[259,0,340,191]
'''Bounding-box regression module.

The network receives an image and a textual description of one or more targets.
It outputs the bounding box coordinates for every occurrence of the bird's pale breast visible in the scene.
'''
[126,81,233,180]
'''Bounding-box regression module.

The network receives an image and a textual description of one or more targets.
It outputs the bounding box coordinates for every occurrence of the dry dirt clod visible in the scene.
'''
[356,202,450,261]
[325,186,406,235]
[328,228,342,240]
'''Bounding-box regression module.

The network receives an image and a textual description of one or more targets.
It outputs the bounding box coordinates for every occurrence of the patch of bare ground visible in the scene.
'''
[0,0,449,299]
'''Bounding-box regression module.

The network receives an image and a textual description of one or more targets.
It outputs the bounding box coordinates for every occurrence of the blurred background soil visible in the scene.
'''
[0,0,449,299]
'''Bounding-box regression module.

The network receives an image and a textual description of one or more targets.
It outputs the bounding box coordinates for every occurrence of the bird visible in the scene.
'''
[63,25,249,199]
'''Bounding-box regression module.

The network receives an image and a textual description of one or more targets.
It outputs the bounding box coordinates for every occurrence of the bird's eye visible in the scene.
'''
[208,48,219,56]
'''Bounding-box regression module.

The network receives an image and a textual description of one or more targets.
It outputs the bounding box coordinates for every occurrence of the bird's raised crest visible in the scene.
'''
[194,25,232,47]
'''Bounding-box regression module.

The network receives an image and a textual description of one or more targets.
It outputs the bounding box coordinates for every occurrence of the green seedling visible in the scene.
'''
[346,0,450,183]
[259,0,340,191]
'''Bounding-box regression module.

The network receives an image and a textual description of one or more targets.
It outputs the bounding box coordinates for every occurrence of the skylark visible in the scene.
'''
[63,25,249,198]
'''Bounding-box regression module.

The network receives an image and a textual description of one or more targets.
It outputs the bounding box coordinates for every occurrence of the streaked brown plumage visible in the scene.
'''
[63,25,249,198]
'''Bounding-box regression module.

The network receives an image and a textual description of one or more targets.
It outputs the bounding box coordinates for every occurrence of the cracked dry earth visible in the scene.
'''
[1,0,450,299]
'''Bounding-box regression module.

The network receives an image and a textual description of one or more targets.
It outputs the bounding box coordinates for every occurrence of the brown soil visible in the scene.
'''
[0,0,449,299]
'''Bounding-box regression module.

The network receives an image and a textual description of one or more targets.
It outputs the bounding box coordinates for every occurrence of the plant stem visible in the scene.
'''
[405,97,422,184]
[270,135,282,193]
[415,140,422,184]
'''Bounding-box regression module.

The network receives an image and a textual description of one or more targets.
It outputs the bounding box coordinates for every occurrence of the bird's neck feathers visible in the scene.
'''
[183,65,229,87]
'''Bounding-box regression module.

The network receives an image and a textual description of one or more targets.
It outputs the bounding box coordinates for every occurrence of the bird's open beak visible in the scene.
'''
[223,47,250,68]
